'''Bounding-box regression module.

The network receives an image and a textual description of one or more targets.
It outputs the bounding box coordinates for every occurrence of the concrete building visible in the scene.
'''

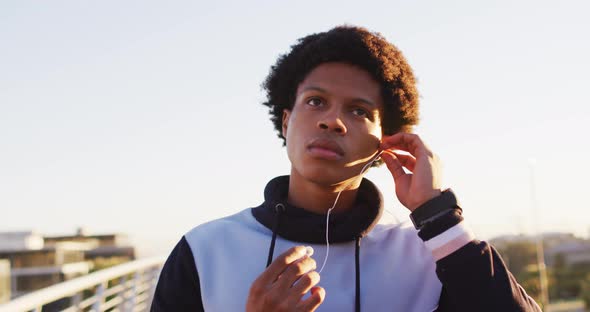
[0,232,43,251]
[0,229,135,299]
[0,259,10,303]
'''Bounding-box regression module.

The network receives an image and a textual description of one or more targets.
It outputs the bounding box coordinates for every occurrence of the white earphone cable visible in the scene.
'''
[317,151,383,273]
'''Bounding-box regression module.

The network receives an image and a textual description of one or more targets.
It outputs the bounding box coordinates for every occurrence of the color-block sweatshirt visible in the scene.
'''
[151,176,542,312]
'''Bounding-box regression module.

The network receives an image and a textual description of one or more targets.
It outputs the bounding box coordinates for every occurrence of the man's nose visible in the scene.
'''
[317,109,347,135]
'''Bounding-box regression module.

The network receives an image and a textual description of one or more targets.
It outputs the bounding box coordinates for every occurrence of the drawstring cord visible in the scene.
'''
[265,151,383,310]
[266,203,284,267]
[265,212,363,312]
[355,236,361,312]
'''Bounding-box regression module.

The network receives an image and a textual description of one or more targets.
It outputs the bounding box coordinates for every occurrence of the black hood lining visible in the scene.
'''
[251,175,383,244]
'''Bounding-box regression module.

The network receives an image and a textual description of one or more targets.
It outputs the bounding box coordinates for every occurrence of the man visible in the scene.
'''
[151,26,541,311]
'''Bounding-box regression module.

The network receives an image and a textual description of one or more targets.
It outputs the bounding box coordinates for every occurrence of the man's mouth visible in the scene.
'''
[307,138,344,160]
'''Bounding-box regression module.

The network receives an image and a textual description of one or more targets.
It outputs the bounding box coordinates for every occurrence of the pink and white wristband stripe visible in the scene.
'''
[424,222,476,261]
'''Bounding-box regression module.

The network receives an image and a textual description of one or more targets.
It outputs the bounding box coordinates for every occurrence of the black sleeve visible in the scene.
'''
[151,236,205,312]
[412,199,541,312]
[435,241,542,312]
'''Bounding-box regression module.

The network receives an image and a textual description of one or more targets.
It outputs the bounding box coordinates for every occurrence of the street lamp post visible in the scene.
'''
[529,159,549,308]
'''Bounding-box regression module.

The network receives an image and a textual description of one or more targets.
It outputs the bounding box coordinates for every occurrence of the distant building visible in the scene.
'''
[0,229,135,299]
[545,241,590,267]
[535,232,590,267]
[490,232,590,267]
[0,259,9,303]
[546,299,586,312]
[489,233,534,249]
[0,232,43,250]
[44,229,135,262]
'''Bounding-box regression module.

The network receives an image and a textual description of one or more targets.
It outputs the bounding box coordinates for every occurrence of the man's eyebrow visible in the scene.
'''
[299,86,327,94]
[298,85,377,107]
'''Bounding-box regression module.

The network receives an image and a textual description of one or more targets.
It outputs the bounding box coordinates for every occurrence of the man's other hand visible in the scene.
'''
[246,246,325,312]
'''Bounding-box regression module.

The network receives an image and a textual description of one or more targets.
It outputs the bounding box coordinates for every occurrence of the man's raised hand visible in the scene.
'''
[380,132,442,212]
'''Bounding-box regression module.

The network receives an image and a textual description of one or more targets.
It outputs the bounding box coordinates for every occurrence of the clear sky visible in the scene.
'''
[1,0,589,257]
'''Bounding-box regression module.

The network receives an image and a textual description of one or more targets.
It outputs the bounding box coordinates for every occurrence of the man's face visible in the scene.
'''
[282,62,384,186]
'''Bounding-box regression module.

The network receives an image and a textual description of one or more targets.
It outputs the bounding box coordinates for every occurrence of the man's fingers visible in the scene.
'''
[380,132,429,157]
[249,247,324,312]
[290,271,321,297]
[390,151,416,172]
[382,151,408,179]
[298,286,325,311]
[257,246,308,285]
[275,255,317,292]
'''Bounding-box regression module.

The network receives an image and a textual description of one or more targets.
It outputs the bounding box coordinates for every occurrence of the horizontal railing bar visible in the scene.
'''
[135,292,150,303]
[101,295,123,311]
[79,295,98,310]
[134,283,152,294]
[59,306,77,312]
[103,284,126,298]
[132,301,148,312]
[0,256,166,312]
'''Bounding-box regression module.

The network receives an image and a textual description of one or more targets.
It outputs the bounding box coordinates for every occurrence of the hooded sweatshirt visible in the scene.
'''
[151,176,541,312]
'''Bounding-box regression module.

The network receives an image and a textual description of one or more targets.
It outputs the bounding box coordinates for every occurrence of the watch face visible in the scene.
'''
[410,189,458,230]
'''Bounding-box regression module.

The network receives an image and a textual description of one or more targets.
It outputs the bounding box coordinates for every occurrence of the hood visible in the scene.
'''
[251,175,383,243]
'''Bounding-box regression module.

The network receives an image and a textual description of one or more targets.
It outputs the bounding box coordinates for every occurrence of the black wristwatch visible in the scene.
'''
[410,189,460,230]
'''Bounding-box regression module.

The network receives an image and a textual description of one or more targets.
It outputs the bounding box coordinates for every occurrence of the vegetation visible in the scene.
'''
[496,240,590,309]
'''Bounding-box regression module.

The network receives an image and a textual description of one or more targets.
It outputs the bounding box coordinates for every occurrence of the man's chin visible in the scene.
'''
[294,166,360,188]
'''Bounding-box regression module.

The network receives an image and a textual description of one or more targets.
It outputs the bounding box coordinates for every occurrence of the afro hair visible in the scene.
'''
[262,25,420,145]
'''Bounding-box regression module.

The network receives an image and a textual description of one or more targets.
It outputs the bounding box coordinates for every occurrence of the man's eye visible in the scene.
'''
[306,98,323,107]
[352,108,369,118]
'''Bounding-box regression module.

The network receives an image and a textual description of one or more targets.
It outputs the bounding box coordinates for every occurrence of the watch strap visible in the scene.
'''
[410,189,460,230]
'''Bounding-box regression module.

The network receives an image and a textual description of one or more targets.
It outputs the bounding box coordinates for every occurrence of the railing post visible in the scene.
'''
[92,282,106,312]
[10,275,17,300]
[118,275,129,312]
[146,267,159,309]
[71,292,82,310]
[130,271,141,308]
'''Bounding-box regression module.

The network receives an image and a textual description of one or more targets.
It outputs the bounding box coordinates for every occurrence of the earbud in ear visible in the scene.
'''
[375,150,384,160]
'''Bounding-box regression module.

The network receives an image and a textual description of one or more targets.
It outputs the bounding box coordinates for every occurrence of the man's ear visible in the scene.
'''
[282,109,291,138]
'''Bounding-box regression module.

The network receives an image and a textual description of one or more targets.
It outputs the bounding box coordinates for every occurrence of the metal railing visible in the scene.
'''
[0,256,166,312]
